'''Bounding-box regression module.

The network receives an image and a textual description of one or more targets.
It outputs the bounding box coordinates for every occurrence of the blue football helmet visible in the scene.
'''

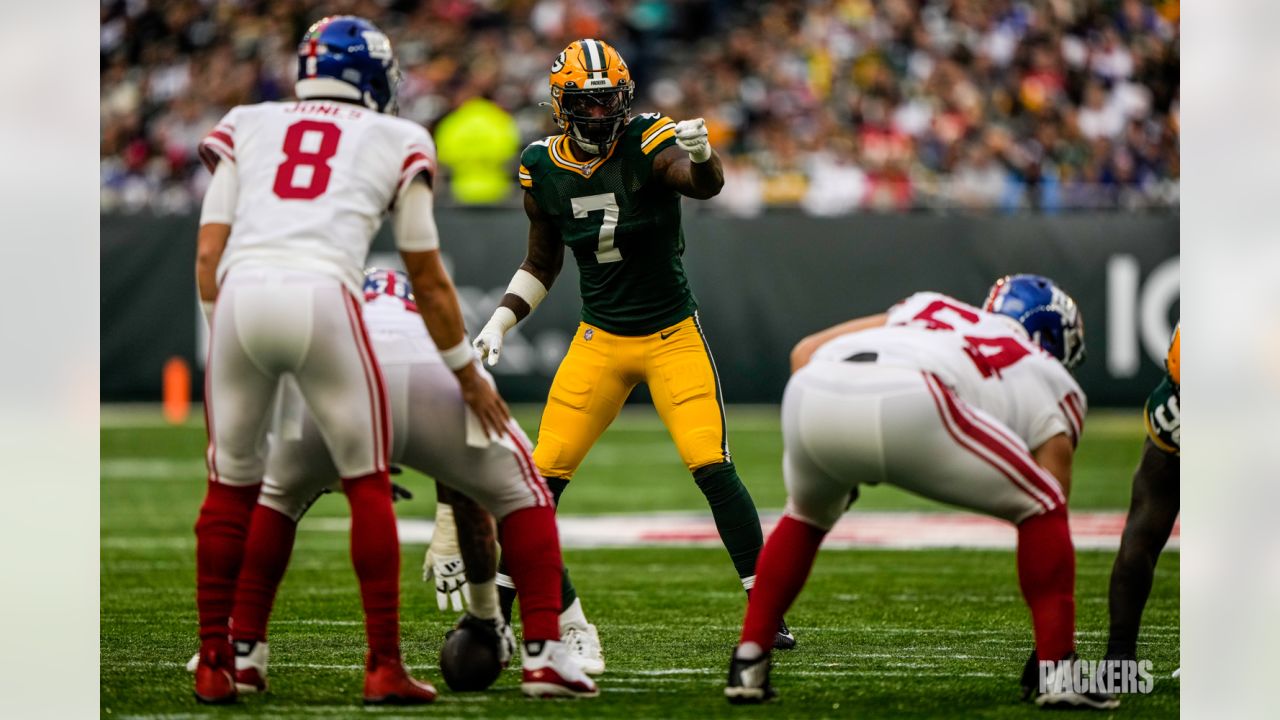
[982,274,1086,369]
[363,268,415,304]
[296,16,400,113]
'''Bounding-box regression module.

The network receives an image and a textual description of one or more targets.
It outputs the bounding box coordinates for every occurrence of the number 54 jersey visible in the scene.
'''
[813,292,1087,452]
[199,100,436,295]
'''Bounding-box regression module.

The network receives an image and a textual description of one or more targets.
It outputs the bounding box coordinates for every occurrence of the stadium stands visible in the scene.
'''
[100,0,1179,214]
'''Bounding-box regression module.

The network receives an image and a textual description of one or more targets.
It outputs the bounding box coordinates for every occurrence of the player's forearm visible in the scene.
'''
[195,223,230,304]
[687,150,725,198]
[401,249,474,372]
[496,261,554,326]
[665,150,724,199]
[196,161,236,307]
[451,494,498,584]
[790,314,888,373]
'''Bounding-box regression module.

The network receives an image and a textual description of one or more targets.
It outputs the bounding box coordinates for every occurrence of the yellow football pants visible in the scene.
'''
[533,314,730,479]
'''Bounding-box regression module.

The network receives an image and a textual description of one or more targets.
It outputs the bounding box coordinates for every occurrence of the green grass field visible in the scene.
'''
[101,405,1179,719]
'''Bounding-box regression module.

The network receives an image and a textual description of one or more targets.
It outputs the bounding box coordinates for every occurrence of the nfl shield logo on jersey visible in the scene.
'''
[584,328,595,341]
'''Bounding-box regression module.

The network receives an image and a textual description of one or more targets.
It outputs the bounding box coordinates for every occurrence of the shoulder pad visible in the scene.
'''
[628,114,676,155]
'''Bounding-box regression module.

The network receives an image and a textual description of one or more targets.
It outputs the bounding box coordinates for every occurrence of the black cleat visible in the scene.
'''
[1022,650,1120,711]
[725,651,777,705]
[773,618,796,650]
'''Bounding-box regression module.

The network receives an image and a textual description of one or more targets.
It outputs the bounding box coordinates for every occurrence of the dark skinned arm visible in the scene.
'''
[436,483,498,585]
[1106,439,1179,658]
[494,190,566,323]
[652,144,725,200]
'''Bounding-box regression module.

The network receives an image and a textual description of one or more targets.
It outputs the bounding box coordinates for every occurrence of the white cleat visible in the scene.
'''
[232,640,269,693]
[561,622,605,676]
[521,640,599,698]
[186,641,269,693]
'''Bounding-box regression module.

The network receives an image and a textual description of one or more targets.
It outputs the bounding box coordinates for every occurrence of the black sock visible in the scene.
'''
[693,461,764,580]
[498,476,577,623]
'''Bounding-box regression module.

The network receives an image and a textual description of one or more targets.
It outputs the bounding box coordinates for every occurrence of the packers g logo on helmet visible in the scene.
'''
[548,39,634,154]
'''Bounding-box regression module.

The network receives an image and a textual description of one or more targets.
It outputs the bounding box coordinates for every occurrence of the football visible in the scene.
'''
[439,624,503,692]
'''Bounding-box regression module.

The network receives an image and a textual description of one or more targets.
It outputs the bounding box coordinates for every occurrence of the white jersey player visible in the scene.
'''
[190,16,508,707]
[728,275,1118,711]
[793,289,1086,525]
[209,268,596,699]
[258,271,549,522]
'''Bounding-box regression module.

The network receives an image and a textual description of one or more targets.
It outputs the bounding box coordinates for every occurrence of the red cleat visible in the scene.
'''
[362,652,438,705]
[193,641,237,705]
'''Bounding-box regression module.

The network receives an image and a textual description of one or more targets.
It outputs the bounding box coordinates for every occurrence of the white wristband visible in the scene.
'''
[506,269,548,311]
[439,339,474,371]
[201,301,214,328]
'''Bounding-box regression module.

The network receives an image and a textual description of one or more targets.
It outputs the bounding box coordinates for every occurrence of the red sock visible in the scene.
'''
[194,481,261,644]
[498,506,563,641]
[740,515,827,649]
[1016,505,1076,661]
[230,504,298,644]
[343,471,400,659]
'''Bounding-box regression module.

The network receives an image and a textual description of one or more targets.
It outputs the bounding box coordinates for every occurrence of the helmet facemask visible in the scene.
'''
[553,85,633,154]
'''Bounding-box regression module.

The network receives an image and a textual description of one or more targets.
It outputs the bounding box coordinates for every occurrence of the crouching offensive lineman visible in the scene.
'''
[726,275,1118,710]
[221,269,599,699]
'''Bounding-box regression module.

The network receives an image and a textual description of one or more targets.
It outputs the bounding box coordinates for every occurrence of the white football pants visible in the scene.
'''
[781,361,1066,530]
[259,335,553,522]
[204,267,388,486]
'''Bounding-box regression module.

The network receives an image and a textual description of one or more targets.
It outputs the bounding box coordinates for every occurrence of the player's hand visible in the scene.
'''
[456,363,511,439]
[472,322,506,367]
[423,549,469,612]
[675,118,712,163]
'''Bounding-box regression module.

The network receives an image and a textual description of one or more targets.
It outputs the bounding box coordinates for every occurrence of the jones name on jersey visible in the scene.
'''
[199,100,436,296]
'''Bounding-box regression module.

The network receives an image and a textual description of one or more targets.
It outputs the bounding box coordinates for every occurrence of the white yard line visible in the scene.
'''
[295,510,1178,552]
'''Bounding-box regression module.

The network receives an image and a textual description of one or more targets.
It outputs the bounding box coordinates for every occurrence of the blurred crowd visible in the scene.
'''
[101,0,1180,215]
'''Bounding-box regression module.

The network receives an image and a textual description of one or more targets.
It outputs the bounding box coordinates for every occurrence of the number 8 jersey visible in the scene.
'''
[812,291,1087,452]
[199,100,437,296]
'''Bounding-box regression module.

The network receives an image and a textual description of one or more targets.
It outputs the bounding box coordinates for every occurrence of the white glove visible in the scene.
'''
[493,616,516,668]
[674,117,712,163]
[472,308,515,367]
[423,502,468,611]
[423,549,469,612]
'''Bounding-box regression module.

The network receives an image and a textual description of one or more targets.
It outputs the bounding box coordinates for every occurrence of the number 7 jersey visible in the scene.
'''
[199,100,437,296]
[518,113,692,336]
[812,292,1087,451]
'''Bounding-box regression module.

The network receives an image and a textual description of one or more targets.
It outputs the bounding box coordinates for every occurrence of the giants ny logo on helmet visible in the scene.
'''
[295,16,401,114]
[983,274,1086,369]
